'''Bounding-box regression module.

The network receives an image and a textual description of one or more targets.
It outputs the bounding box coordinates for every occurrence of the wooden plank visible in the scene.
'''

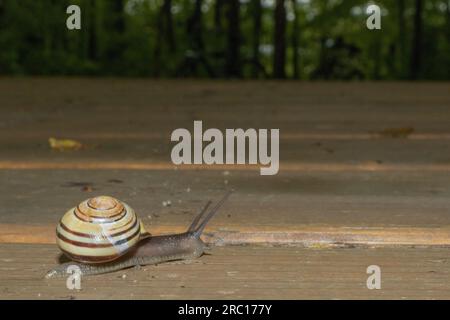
[2,162,450,171]
[1,244,449,299]
[0,169,449,246]
[1,81,449,170]
[1,82,450,135]
[3,136,450,167]
[4,131,450,140]
[1,169,449,227]
[2,224,450,247]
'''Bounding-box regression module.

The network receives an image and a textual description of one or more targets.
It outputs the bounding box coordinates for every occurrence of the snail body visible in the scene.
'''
[46,193,230,278]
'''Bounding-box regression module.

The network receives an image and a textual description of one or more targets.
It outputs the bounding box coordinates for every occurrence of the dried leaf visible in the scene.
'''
[48,137,83,151]
[376,127,415,138]
[81,186,93,192]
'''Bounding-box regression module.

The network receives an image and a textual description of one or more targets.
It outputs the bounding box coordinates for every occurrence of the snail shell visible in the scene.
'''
[56,196,147,264]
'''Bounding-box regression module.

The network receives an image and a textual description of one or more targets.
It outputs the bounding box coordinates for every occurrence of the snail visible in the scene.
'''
[45,192,231,278]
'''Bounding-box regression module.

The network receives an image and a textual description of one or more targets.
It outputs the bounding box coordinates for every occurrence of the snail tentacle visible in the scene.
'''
[193,191,232,237]
[188,201,212,232]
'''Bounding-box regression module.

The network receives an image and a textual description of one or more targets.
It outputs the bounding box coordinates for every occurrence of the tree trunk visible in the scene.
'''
[215,0,224,33]
[104,0,125,70]
[154,0,175,76]
[112,0,125,34]
[251,0,262,77]
[397,0,406,78]
[163,0,175,52]
[154,2,164,76]
[186,0,207,60]
[410,0,423,79]
[373,39,381,80]
[79,0,96,61]
[179,0,214,77]
[447,0,450,28]
[52,0,69,53]
[226,0,241,77]
[447,1,450,43]
[273,0,286,79]
[291,0,300,79]
[447,1,450,79]
[88,0,98,61]
[0,1,4,26]
[187,0,204,50]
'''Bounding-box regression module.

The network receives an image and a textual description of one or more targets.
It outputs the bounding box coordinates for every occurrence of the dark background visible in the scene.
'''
[0,0,449,80]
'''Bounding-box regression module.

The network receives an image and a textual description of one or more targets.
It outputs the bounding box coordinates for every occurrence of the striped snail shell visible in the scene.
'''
[56,196,148,264]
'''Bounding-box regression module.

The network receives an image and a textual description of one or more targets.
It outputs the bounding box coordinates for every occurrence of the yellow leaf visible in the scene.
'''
[377,127,415,138]
[48,137,83,151]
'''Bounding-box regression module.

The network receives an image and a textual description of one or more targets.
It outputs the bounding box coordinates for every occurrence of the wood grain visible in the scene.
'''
[2,224,450,247]
[1,244,449,299]
[0,80,449,299]
[1,169,449,234]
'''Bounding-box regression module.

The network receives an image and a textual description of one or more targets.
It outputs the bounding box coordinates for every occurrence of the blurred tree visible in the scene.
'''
[225,0,241,77]
[86,0,98,62]
[397,0,407,78]
[273,0,286,78]
[250,0,264,78]
[112,0,125,32]
[290,0,300,79]
[410,0,423,79]
[154,0,175,76]
[177,0,214,77]
[0,1,3,22]
[163,0,175,51]
[214,0,224,33]
[447,0,450,79]
[0,0,448,80]
[103,0,126,73]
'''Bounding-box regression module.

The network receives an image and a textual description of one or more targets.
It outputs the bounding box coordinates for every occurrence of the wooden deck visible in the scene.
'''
[0,79,449,299]
[1,244,450,299]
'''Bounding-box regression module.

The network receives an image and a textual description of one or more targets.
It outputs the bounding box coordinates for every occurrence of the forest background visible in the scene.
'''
[0,0,449,80]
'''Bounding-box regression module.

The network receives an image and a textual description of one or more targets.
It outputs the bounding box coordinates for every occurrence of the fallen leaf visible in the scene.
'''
[376,127,415,138]
[48,137,83,151]
[82,186,93,192]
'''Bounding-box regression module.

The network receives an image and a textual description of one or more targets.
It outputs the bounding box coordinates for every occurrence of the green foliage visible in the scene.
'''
[0,0,448,79]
